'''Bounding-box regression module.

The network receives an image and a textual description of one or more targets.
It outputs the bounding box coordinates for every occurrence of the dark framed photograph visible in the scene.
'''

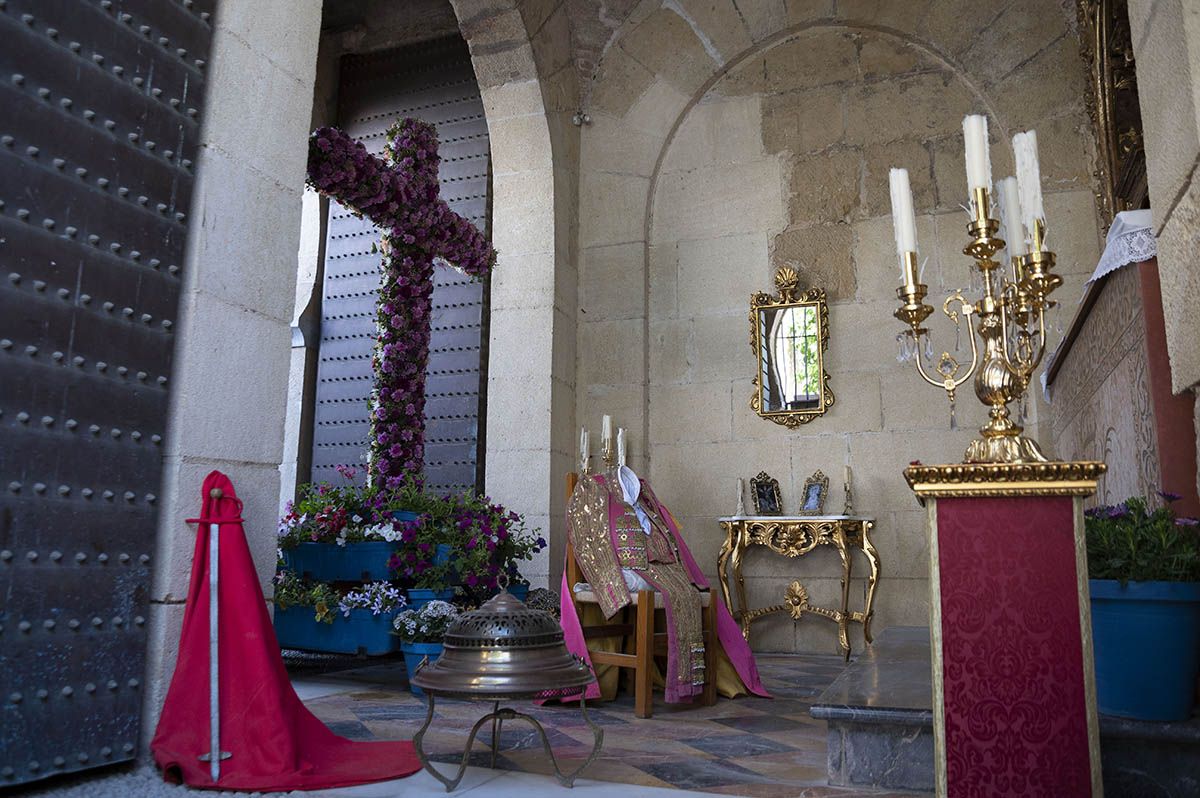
[798,470,829,515]
[750,471,783,515]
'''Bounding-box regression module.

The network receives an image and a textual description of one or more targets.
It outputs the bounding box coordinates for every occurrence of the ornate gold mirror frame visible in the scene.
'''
[749,266,834,428]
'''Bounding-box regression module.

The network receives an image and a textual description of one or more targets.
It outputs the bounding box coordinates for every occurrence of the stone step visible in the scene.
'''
[809,626,1200,796]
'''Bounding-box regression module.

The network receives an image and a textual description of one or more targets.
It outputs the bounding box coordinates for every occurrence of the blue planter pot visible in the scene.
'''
[400,641,444,697]
[391,510,420,524]
[497,583,529,602]
[406,587,455,611]
[1090,579,1200,721]
[273,605,400,656]
[282,541,395,582]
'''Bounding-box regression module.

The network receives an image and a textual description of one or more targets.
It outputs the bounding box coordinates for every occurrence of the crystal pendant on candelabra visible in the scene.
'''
[923,335,933,360]
[948,390,957,430]
[896,332,916,363]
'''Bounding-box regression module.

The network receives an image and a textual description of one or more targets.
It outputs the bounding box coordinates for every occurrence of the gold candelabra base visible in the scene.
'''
[964,429,1049,464]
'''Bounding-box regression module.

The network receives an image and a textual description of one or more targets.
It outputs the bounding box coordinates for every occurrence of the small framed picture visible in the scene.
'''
[750,471,783,515]
[798,470,829,515]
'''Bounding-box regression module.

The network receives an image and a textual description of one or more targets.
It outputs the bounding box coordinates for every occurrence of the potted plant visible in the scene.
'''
[393,599,461,696]
[277,468,405,582]
[273,573,406,656]
[1086,493,1200,721]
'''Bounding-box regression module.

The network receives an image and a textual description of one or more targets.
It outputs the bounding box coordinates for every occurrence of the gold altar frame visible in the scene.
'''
[907,462,1105,797]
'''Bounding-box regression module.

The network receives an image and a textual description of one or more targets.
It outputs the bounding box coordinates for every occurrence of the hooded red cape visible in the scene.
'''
[151,471,421,790]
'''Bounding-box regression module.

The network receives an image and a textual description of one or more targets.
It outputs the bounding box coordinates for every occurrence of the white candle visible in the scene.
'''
[579,427,589,471]
[601,414,612,450]
[616,428,626,467]
[889,168,918,271]
[1013,131,1044,246]
[962,115,992,195]
[998,176,1026,257]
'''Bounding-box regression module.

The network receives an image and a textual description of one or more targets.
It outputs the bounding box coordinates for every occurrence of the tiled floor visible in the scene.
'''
[297,655,918,797]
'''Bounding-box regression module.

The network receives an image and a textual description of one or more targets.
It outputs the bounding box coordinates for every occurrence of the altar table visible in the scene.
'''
[716,515,880,659]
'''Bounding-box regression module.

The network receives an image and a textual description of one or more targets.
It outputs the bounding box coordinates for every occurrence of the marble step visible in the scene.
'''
[809,626,1200,796]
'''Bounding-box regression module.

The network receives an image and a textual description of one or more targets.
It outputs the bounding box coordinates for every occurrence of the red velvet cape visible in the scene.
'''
[151,471,421,790]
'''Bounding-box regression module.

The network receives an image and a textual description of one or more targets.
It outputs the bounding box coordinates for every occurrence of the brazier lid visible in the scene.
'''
[411,588,594,699]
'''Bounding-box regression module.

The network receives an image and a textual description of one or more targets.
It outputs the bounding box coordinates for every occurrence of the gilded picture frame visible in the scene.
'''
[750,471,783,516]
[798,470,830,516]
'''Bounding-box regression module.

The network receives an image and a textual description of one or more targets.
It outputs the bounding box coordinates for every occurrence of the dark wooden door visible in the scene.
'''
[0,0,215,786]
[310,36,490,495]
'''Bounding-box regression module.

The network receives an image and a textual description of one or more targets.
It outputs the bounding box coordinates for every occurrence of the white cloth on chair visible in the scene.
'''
[574,567,654,594]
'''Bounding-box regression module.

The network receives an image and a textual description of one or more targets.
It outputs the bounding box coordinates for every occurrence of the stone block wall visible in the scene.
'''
[1050,265,1160,504]
[575,0,1104,654]
[143,0,322,746]
[1128,0,1200,501]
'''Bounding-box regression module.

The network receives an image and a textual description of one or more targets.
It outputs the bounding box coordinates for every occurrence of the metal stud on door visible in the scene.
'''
[0,0,215,786]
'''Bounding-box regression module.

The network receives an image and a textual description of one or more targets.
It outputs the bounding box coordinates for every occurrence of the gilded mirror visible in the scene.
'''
[749,267,833,427]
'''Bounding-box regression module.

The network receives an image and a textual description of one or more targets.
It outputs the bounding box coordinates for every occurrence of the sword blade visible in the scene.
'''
[208,521,220,782]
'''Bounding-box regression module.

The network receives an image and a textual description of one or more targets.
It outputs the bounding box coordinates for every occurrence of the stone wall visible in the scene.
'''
[576,0,1104,654]
[143,0,322,746]
[1127,0,1200,501]
[1050,266,1160,505]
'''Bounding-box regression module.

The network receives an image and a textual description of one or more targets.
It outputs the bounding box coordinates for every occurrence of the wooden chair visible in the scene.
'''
[565,472,718,718]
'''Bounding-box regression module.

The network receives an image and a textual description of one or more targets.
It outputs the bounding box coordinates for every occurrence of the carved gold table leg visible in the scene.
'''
[835,536,853,661]
[716,523,736,622]
[860,520,880,644]
[730,536,751,640]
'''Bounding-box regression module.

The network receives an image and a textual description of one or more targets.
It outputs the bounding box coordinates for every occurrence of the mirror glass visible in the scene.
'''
[749,267,832,427]
[758,305,821,413]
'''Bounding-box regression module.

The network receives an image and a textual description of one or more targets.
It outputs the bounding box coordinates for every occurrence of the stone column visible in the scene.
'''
[140,0,322,749]
[1128,0,1200,497]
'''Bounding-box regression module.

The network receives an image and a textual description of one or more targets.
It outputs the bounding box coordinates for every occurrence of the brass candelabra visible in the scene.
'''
[893,187,1061,464]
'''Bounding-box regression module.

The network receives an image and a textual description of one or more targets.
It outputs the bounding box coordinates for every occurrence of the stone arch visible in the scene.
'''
[576,1,1096,470]
[448,0,577,587]
[574,2,1101,653]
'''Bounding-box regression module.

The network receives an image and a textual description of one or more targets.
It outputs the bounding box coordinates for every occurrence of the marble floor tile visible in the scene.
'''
[298,652,910,796]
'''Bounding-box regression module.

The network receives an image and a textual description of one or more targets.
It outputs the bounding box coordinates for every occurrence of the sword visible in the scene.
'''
[198,487,231,781]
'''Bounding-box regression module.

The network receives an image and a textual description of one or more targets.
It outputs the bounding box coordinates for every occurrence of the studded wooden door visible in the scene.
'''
[0,0,215,786]
[311,36,490,495]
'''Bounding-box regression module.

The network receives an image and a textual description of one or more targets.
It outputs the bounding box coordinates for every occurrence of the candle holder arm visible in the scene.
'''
[909,293,979,394]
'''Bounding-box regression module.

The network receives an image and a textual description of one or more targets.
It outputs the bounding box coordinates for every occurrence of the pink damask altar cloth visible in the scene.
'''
[558,473,767,703]
[907,462,1105,798]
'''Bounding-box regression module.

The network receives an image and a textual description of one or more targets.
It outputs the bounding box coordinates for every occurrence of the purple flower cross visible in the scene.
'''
[306,119,497,486]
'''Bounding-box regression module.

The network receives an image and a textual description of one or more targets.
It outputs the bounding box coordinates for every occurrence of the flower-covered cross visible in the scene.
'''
[307,119,497,489]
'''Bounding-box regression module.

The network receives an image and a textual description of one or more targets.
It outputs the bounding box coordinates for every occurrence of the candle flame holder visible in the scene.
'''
[893,187,1060,464]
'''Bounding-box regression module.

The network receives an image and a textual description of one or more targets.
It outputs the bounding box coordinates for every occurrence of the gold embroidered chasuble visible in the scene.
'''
[567,472,706,702]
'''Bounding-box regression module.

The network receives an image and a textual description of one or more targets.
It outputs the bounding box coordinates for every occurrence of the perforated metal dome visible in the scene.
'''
[411,589,594,699]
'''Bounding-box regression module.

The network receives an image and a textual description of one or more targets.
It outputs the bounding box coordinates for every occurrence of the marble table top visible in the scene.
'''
[717,514,874,523]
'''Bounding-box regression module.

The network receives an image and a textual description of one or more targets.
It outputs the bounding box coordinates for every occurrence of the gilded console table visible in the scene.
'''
[717,515,879,659]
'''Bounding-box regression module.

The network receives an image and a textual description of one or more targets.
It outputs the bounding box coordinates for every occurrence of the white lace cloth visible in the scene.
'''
[1087,209,1156,283]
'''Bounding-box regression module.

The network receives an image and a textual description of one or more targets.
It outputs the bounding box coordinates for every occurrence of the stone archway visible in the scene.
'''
[144,0,571,748]
[574,0,1102,653]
